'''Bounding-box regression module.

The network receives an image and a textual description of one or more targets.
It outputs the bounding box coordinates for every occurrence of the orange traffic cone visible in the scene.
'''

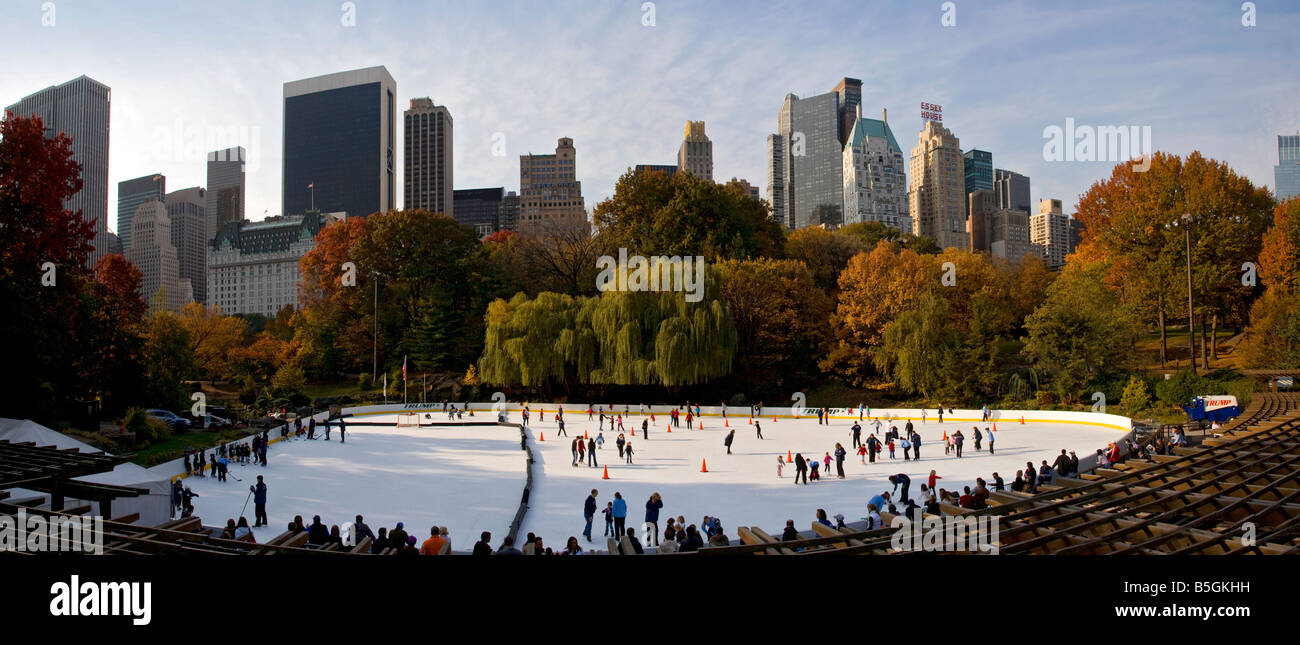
[602,465,610,480]
[700,459,708,473]
[539,432,545,441]
[631,427,635,436]
[748,417,752,425]
[666,423,671,433]
[1020,416,1024,424]
[725,419,729,427]
[585,430,589,439]
[786,450,793,463]
[994,421,998,431]
[773,415,778,423]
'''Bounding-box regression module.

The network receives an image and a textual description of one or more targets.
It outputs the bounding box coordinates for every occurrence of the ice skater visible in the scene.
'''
[794,453,807,484]
[339,417,346,443]
[624,442,634,464]
[724,429,735,455]
[755,420,763,440]
[588,436,598,467]
[557,417,567,437]
[777,455,785,478]
[249,475,268,527]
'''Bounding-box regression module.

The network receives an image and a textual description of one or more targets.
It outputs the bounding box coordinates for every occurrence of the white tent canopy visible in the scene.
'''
[0,418,172,526]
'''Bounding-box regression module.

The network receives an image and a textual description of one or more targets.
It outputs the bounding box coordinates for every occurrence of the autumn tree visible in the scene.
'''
[1238,197,1300,367]
[1074,151,1274,368]
[822,241,935,384]
[593,169,784,261]
[0,112,95,419]
[76,254,148,413]
[716,258,833,387]
[180,303,249,382]
[784,227,867,293]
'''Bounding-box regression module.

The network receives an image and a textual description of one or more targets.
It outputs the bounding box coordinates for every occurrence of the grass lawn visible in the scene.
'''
[130,427,256,468]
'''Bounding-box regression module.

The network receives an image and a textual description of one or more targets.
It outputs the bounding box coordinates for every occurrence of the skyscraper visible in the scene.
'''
[452,187,505,237]
[993,168,1032,214]
[770,89,842,229]
[6,75,111,267]
[206,146,246,244]
[283,66,396,218]
[833,77,862,147]
[908,120,967,249]
[963,149,993,193]
[1032,199,1071,268]
[404,97,453,216]
[128,202,190,313]
[518,137,586,235]
[166,187,208,305]
[117,173,166,252]
[677,121,713,181]
[1275,134,1300,201]
[969,189,1034,261]
[841,111,909,232]
[766,134,787,225]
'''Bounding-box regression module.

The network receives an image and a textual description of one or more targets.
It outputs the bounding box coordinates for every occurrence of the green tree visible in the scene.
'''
[142,311,194,411]
[593,170,784,261]
[1023,262,1143,402]
[1121,375,1152,413]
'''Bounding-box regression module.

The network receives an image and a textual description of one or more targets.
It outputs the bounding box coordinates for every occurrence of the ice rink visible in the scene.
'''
[178,407,1129,552]
[180,422,527,548]
[516,409,1128,548]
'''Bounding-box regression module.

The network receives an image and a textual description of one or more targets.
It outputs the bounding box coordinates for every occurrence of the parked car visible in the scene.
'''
[147,409,192,432]
[202,414,233,430]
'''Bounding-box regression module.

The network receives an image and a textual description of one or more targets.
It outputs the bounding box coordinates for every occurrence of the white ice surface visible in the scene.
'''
[181,422,526,549]
[516,411,1127,548]
[181,411,1127,552]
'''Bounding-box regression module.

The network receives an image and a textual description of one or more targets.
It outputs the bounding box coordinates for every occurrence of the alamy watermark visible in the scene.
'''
[1,509,105,554]
[595,249,706,303]
[1043,118,1152,172]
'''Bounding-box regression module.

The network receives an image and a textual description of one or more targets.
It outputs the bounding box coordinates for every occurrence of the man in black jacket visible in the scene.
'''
[307,515,329,546]
[794,453,808,485]
[1052,449,1072,480]
[583,489,598,542]
[473,531,492,556]
[249,476,268,527]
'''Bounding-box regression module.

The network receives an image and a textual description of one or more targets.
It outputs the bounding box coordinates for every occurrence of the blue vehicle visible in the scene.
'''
[1181,396,1239,423]
[147,409,192,432]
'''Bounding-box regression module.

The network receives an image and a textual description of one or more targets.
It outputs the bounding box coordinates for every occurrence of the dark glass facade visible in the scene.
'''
[453,187,505,236]
[283,82,384,218]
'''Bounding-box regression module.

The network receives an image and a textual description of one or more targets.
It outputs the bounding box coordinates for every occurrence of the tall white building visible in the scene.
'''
[208,212,336,316]
[127,202,191,313]
[908,120,967,250]
[6,75,111,267]
[842,110,909,232]
[677,121,713,181]
[1032,199,1071,267]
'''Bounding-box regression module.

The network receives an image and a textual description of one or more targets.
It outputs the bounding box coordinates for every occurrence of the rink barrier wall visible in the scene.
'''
[339,403,1132,432]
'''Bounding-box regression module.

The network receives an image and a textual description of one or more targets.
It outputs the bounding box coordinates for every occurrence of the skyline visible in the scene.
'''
[2,0,1297,235]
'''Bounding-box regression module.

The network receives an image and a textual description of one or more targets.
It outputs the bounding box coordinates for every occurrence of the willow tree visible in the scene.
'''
[478,261,737,390]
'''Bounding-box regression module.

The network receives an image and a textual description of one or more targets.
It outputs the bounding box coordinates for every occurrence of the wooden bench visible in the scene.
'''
[749,526,796,555]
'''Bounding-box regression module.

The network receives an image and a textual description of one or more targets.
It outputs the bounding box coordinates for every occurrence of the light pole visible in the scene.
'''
[370,270,384,385]
[1181,213,1196,375]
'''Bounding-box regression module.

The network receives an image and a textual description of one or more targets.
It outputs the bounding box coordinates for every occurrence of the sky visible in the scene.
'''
[2,0,1297,234]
